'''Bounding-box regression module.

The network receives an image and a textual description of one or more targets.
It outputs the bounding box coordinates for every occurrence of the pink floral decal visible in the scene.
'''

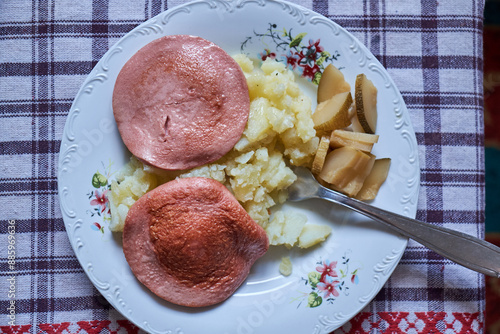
[316,260,338,280]
[317,275,340,298]
[91,222,104,233]
[86,161,114,234]
[295,252,361,308]
[241,23,341,84]
[90,189,109,214]
[259,48,276,61]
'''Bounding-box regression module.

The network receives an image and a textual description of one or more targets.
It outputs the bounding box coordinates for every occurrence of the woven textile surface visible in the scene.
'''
[484,1,500,332]
[0,0,485,333]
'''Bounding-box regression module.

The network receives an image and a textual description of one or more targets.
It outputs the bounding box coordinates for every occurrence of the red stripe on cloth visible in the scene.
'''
[38,323,70,334]
[0,312,483,334]
[75,321,111,334]
[334,312,483,333]
[0,325,31,334]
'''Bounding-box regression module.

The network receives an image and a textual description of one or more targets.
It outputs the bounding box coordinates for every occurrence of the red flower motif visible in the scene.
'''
[308,38,324,54]
[317,277,340,298]
[91,222,104,233]
[294,38,324,80]
[316,260,338,280]
[90,189,109,213]
[284,51,300,69]
[260,49,276,61]
[300,63,321,80]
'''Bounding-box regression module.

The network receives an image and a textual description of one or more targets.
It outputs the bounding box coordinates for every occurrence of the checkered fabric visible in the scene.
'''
[0,0,485,333]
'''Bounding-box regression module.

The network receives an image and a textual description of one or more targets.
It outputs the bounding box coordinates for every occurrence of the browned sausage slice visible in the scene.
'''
[122,177,269,307]
[113,35,250,170]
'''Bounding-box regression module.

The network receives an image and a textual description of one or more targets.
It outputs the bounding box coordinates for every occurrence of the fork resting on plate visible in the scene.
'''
[287,166,500,278]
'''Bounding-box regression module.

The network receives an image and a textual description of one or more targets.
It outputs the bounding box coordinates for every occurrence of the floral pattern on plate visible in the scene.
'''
[295,251,361,308]
[86,161,114,233]
[241,23,341,84]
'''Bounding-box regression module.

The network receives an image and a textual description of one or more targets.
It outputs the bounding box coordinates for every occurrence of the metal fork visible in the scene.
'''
[287,166,500,278]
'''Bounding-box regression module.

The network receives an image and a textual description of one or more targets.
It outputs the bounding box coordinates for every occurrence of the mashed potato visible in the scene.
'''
[108,55,331,248]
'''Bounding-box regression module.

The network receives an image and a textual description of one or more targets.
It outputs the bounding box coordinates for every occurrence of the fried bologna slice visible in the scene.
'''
[113,35,250,170]
[123,177,268,307]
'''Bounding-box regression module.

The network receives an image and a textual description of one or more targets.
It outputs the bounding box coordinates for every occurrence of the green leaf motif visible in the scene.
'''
[308,271,321,288]
[321,51,331,58]
[312,72,322,85]
[289,32,307,48]
[92,171,107,188]
[307,292,322,308]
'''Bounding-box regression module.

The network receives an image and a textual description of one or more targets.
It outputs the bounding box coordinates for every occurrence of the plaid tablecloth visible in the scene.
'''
[0,0,485,333]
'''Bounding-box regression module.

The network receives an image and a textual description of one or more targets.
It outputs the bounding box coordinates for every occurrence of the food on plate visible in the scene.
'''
[311,68,390,200]
[350,110,366,133]
[279,256,293,276]
[355,158,391,201]
[354,73,378,134]
[317,63,351,103]
[109,54,331,248]
[329,129,379,153]
[298,224,333,248]
[112,34,250,171]
[221,146,297,226]
[265,210,307,247]
[311,135,330,175]
[236,55,318,166]
[108,156,159,231]
[265,210,331,249]
[312,91,353,135]
[318,146,376,197]
[122,177,268,307]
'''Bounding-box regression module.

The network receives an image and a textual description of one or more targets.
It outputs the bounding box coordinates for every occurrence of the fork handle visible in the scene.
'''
[318,187,500,278]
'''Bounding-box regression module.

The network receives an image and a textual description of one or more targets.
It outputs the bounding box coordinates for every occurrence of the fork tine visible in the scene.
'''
[287,166,321,201]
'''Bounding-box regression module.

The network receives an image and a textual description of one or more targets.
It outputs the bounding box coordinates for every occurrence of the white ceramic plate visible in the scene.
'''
[58,1,420,333]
